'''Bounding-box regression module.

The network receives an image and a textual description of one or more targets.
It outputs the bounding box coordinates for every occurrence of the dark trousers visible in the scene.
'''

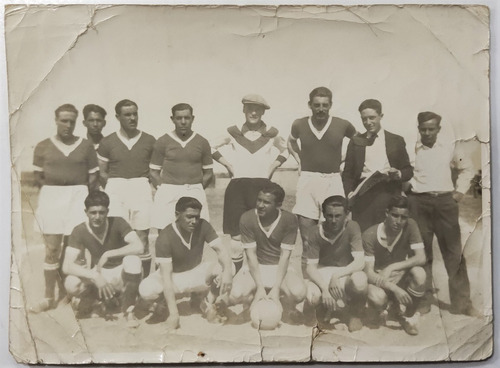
[408,193,472,309]
[351,183,394,232]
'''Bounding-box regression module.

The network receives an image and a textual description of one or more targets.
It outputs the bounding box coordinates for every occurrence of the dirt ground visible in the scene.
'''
[10,171,492,363]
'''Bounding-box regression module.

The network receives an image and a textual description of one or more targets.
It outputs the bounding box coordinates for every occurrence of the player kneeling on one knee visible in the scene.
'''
[229,183,306,328]
[138,197,233,329]
[363,195,426,336]
[62,191,144,324]
[305,196,367,332]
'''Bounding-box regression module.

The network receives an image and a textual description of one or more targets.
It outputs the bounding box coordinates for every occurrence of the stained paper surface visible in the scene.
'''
[6,5,491,364]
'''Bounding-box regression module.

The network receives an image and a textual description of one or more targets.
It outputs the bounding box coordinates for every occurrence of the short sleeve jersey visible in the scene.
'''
[362,218,424,271]
[150,132,213,185]
[97,131,155,179]
[155,219,218,273]
[240,209,298,265]
[290,117,356,173]
[68,217,133,269]
[305,220,363,267]
[33,137,99,186]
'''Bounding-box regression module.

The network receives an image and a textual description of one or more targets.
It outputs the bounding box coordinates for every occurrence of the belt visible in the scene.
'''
[412,191,452,198]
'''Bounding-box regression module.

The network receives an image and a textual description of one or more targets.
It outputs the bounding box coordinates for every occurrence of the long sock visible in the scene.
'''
[121,271,142,313]
[44,266,59,300]
[230,239,243,273]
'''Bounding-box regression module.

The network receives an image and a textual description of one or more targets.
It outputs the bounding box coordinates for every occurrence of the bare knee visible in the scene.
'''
[64,275,84,296]
[138,277,161,301]
[306,282,321,306]
[409,266,426,287]
[346,271,368,295]
[368,285,388,310]
[123,255,142,275]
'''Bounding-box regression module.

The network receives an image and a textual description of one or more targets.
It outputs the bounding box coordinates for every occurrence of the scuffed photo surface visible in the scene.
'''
[6,5,491,364]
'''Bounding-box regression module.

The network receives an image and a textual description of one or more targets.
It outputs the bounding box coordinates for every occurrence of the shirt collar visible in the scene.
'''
[376,222,403,253]
[173,222,193,249]
[256,209,282,238]
[85,218,109,245]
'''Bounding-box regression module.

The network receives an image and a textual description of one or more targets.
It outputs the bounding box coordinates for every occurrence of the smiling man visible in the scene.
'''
[31,104,99,313]
[304,196,367,332]
[211,94,288,273]
[342,99,413,232]
[62,191,143,325]
[363,196,426,335]
[288,87,357,268]
[150,103,214,230]
[82,104,107,150]
[229,182,306,325]
[97,99,156,276]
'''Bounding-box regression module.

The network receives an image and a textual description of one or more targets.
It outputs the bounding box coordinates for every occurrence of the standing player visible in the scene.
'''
[31,104,99,313]
[150,103,213,230]
[363,196,426,335]
[229,183,306,322]
[407,111,478,316]
[304,196,367,332]
[62,191,143,324]
[138,197,233,329]
[97,99,156,275]
[287,87,357,257]
[342,99,413,231]
[211,94,288,272]
[82,104,107,150]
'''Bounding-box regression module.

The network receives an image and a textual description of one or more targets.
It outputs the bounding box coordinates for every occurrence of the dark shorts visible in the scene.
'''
[223,178,271,236]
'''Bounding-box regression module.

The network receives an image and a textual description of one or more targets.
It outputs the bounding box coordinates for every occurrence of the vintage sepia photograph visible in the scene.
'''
[5,4,492,364]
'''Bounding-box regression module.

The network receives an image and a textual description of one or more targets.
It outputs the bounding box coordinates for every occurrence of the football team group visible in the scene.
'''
[28,86,481,336]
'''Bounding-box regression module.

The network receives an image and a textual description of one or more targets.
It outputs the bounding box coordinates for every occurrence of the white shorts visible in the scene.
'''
[35,185,88,235]
[237,264,296,289]
[139,262,217,300]
[105,177,153,230]
[150,183,209,230]
[292,171,344,220]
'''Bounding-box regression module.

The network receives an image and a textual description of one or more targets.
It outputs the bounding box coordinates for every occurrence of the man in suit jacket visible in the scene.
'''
[342,99,413,232]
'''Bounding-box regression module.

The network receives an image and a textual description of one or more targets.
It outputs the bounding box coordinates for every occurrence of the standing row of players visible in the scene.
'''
[30,87,479,333]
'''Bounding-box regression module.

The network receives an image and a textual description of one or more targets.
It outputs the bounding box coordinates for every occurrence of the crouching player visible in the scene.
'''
[229,182,306,324]
[62,191,144,325]
[304,196,367,332]
[363,195,426,335]
[138,197,233,329]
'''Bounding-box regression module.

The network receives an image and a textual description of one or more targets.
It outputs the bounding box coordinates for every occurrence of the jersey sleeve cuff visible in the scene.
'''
[149,163,162,170]
[306,258,319,265]
[212,151,222,160]
[281,243,294,251]
[365,255,375,262]
[88,166,99,174]
[202,164,214,170]
[242,242,257,249]
[410,242,424,250]
[33,165,43,172]
[157,257,172,264]
[207,238,220,248]
[96,153,109,162]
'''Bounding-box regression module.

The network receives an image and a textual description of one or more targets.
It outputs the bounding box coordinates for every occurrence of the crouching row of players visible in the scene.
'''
[62,183,426,335]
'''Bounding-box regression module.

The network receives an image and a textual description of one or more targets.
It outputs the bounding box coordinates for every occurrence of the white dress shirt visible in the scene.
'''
[361,129,391,179]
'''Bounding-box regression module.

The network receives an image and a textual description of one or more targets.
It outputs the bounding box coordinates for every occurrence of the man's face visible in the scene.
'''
[243,104,265,125]
[385,207,409,234]
[418,118,441,147]
[83,111,106,135]
[55,111,77,139]
[85,205,108,231]
[323,205,347,233]
[116,105,138,134]
[360,108,383,136]
[176,207,201,233]
[308,96,332,122]
[171,109,194,137]
[256,191,280,219]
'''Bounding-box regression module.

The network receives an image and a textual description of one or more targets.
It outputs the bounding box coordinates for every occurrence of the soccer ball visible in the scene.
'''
[250,299,283,330]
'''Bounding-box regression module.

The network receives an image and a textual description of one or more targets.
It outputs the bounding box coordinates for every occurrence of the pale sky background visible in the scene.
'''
[0,1,497,367]
[4,4,489,172]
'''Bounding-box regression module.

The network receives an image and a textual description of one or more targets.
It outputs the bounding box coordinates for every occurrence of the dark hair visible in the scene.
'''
[115,99,138,115]
[84,190,110,209]
[171,103,194,116]
[55,104,78,118]
[417,111,442,125]
[175,197,202,213]
[386,195,409,211]
[358,99,382,115]
[322,195,347,213]
[309,87,332,103]
[83,104,107,120]
[259,182,285,205]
